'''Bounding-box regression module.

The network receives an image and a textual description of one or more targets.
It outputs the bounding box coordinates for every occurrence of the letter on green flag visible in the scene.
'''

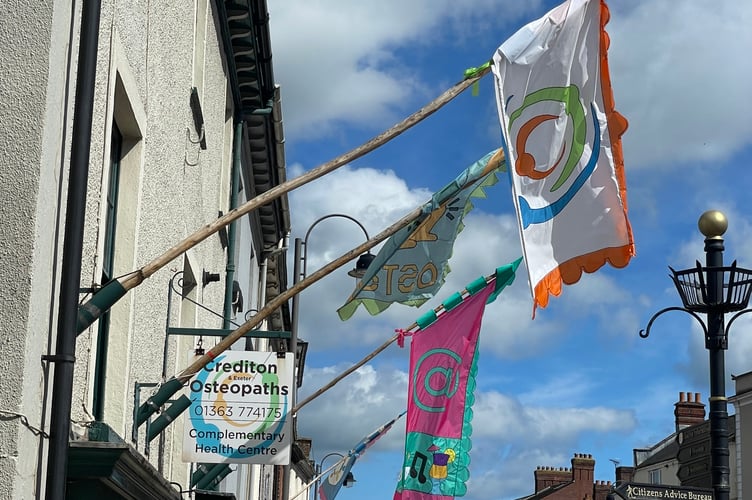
[338,150,506,321]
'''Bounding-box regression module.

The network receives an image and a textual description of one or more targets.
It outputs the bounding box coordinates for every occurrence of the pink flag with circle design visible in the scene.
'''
[407,284,492,438]
[394,260,520,499]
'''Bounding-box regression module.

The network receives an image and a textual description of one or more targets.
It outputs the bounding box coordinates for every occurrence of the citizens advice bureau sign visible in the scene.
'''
[614,483,713,500]
[182,350,293,464]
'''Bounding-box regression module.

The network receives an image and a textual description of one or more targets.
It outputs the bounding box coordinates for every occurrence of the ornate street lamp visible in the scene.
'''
[640,210,752,500]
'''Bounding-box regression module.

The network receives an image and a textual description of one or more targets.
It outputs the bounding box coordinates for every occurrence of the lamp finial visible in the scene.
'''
[698,210,727,239]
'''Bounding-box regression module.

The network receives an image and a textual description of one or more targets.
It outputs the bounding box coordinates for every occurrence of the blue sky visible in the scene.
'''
[265,1,752,499]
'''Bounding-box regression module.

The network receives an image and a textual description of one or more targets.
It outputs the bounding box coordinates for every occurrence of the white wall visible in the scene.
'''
[0,1,80,498]
[0,0,243,496]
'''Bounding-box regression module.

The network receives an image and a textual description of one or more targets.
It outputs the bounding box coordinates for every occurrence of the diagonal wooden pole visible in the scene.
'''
[136,146,506,427]
[289,457,345,500]
[77,66,492,334]
[135,205,424,425]
[291,255,522,421]
[292,271,500,415]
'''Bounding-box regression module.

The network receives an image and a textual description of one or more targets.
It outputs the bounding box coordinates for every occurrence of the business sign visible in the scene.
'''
[614,483,713,500]
[182,350,293,464]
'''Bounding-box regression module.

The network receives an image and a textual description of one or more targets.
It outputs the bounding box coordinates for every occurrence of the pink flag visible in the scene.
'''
[394,261,519,498]
[492,0,634,313]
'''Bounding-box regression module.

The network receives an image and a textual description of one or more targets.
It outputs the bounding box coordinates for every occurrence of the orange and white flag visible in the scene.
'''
[492,0,634,313]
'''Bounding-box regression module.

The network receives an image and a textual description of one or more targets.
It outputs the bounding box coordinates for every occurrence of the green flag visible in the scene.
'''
[338,149,505,321]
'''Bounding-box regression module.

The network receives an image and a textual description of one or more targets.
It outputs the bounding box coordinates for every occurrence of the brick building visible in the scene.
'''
[520,379,752,500]
[631,391,707,486]
[518,453,615,500]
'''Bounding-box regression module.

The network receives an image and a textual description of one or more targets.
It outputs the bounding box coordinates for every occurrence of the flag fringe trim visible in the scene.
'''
[533,244,633,310]
[531,0,635,314]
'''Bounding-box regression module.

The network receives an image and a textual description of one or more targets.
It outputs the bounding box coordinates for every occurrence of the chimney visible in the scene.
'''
[615,466,635,485]
[595,480,613,500]
[296,437,312,458]
[674,392,705,432]
[572,454,595,500]
[571,453,595,483]
[534,466,570,492]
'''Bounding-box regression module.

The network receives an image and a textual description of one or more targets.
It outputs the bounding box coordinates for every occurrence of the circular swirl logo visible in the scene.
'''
[507,85,600,228]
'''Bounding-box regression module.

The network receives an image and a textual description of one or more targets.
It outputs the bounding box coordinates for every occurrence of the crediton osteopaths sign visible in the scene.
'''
[182,351,293,464]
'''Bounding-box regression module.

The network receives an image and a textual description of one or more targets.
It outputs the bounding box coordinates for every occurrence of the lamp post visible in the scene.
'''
[314,452,356,500]
[640,210,752,500]
[285,214,373,500]
[291,213,375,379]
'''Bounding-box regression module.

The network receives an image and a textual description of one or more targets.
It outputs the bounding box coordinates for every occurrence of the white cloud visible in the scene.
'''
[267,2,436,137]
[517,372,597,407]
[468,448,570,500]
[472,391,635,445]
[270,1,752,167]
[297,363,636,500]
[682,311,752,390]
[268,1,544,138]
[463,391,635,499]
[288,162,429,240]
[288,164,433,351]
[296,364,408,453]
[562,272,643,341]
[608,1,752,169]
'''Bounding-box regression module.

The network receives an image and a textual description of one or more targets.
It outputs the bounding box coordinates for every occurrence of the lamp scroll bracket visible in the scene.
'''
[724,307,752,338]
[639,306,708,339]
[168,271,243,330]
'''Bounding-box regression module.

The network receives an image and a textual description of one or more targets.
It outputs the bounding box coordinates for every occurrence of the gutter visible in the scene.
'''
[44,0,102,498]
[223,121,244,328]
[272,85,290,233]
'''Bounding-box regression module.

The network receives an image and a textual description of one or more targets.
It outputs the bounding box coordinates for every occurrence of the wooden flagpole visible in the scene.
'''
[137,145,505,427]
[289,458,345,500]
[292,271,499,414]
[136,205,425,425]
[77,66,492,333]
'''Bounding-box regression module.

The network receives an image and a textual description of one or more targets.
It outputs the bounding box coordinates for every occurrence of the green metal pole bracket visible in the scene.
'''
[195,463,232,490]
[146,394,192,442]
[77,280,128,334]
[135,377,184,427]
[205,464,233,490]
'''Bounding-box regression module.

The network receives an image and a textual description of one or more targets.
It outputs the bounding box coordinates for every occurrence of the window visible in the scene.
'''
[90,68,144,426]
[649,468,661,484]
[92,123,123,420]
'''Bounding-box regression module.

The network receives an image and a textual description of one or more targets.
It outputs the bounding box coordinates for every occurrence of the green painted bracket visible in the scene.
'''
[77,280,128,334]
[167,327,291,339]
[135,378,183,427]
[147,395,192,442]
[195,463,231,490]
